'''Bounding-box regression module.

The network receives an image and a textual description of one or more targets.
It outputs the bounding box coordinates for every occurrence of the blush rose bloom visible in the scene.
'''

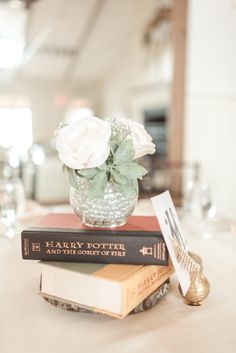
[118,118,156,159]
[56,117,111,169]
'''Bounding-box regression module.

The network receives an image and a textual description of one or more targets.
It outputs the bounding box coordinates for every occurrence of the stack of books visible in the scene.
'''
[21,213,174,318]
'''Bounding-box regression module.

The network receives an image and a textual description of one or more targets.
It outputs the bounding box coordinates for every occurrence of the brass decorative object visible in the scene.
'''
[178,251,210,306]
[172,238,210,305]
[151,191,210,306]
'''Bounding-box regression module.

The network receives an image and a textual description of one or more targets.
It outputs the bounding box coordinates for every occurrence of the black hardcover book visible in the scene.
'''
[21,213,168,265]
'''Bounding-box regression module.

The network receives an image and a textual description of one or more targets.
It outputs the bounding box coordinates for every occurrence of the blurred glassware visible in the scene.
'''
[0,146,22,179]
[201,184,217,219]
[139,156,153,192]
[182,166,218,239]
[0,178,25,239]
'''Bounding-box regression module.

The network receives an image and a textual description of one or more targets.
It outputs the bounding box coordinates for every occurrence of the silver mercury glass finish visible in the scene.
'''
[70,177,138,228]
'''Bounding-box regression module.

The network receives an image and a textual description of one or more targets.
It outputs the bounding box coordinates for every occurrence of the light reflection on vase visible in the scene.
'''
[70,177,138,228]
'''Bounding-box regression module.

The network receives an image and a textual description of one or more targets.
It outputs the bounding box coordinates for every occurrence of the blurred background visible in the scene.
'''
[0,0,235,222]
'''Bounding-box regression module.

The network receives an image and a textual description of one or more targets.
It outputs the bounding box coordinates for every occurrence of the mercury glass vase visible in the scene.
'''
[70,177,138,228]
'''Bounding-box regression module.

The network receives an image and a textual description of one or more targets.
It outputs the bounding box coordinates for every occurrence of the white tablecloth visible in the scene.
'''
[0,202,236,353]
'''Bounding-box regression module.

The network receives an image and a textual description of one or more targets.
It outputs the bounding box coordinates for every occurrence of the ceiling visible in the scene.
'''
[15,0,155,82]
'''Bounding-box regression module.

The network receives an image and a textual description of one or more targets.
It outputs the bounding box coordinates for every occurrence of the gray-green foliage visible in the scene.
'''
[65,121,148,199]
[77,168,100,179]
[66,168,78,189]
[115,162,147,180]
[113,139,134,164]
[87,171,107,199]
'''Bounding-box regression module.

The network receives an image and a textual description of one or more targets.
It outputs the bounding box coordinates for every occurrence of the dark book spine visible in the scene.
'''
[21,230,168,265]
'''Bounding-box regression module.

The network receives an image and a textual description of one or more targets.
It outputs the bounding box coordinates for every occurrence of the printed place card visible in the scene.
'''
[151,191,191,295]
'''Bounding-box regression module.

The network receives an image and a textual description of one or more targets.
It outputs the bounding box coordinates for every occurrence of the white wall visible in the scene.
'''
[184,0,236,219]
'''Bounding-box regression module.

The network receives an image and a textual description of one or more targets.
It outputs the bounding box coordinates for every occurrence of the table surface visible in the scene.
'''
[1,201,236,353]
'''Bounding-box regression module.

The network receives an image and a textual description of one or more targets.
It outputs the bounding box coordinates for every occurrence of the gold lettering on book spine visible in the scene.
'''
[162,243,166,260]
[32,243,41,252]
[139,243,166,260]
[124,264,174,314]
[157,243,160,259]
[24,239,29,256]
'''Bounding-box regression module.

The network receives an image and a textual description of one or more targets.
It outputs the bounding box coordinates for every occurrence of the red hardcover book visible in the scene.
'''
[21,213,168,265]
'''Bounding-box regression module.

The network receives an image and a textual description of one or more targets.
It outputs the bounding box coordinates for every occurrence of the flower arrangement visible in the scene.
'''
[55,116,156,200]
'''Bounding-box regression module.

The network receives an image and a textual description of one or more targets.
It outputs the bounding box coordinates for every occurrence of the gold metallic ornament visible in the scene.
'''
[178,251,210,306]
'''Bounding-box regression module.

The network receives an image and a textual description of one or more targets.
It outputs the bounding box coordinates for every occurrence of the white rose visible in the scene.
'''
[118,118,156,159]
[56,117,111,169]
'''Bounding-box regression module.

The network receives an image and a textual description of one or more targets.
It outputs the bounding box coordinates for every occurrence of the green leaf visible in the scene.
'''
[67,168,78,189]
[115,162,148,180]
[76,168,99,179]
[88,172,107,199]
[114,139,134,165]
[111,169,126,185]
[98,163,108,172]
[109,141,118,155]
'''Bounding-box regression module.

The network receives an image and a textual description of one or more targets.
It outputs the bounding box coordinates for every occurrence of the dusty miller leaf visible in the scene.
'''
[114,139,134,165]
[115,162,148,180]
[109,141,118,155]
[111,169,126,185]
[67,168,79,189]
[76,168,100,179]
[88,172,107,199]
[98,163,108,172]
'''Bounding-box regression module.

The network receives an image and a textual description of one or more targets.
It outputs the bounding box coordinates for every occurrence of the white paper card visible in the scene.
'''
[151,191,191,295]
